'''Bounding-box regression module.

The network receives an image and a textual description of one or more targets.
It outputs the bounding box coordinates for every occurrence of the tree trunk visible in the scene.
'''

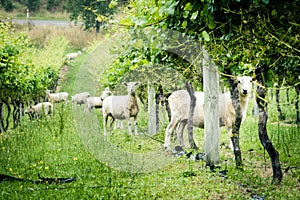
[0,102,4,132]
[13,101,20,128]
[155,85,164,132]
[0,102,11,132]
[295,85,300,124]
[185,82,198,150]
[276,86,284,121]
[255,66,283,183]
[227,76,243,169]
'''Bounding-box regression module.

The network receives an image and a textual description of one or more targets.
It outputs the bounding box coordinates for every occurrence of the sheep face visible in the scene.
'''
[100,90,112,100]
[123,82,139,95]
[25,106,34,114]
[237,76,253,96]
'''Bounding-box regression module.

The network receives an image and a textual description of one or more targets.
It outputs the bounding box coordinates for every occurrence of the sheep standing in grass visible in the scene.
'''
[66,51,82,60]
[102,82,140,135]
[45,90,69,104]
[72,92,91,106]
[85,88,112,112]
[25,102,53,119]
[164,76,253,150]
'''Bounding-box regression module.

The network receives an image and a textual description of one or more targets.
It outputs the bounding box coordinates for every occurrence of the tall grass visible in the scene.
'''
[14,24,103,49]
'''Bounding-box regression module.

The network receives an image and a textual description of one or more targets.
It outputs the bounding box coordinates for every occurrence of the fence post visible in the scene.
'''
[203,48,220,166]
[148,82,156,135]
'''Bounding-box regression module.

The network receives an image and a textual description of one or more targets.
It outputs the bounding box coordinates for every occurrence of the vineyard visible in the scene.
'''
[1,0,300,199]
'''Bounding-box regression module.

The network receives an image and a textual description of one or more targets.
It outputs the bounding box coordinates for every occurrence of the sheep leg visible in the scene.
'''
[227,127,234,150]
[109,117,115,134]
[126,118,133,135]
[177,121,187,148]
[103,114,108,135]
[133,116,138,135]
[164,118,179,150]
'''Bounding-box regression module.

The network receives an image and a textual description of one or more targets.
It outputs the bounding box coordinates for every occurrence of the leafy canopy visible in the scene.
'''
[103,0,299,88]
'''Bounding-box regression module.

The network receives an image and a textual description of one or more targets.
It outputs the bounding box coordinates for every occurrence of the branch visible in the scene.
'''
[266,30,300,54]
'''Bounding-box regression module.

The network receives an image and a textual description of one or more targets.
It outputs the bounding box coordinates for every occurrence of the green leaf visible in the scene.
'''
[202,31,210,41]
[191,11,199,21]
[207,15,216,29]
[182,21,188,28]
[184,3,193,11]
[271,9,277,17]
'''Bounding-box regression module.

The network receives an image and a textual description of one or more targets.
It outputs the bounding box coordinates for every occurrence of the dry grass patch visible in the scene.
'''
[15,24,104,49]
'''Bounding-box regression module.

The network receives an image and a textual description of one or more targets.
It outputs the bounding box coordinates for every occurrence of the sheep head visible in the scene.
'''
[25,106,34,114]
[237,76,254,96]
[123,82,139,95]
[100,89,112,100]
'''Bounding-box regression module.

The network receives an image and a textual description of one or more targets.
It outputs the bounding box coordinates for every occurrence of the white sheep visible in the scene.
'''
[102,82,140,135]
[85,88,112,112]
[45,90,69,104]
[65,51,82,60]
[71,92,91,106]
[164,76,253,150]
[25,102,53,119]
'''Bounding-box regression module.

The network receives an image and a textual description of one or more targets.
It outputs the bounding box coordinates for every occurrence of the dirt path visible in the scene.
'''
[55,65,69,92]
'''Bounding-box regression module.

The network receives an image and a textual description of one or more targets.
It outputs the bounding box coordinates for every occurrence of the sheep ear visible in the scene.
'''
[135,82,139,86]
[122,82,128,86]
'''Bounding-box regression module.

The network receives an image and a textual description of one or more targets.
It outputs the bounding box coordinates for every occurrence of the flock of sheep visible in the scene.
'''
[25,76,254,150]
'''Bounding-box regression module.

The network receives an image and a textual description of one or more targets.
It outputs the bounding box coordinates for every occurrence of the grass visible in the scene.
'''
[1,34,300,199]
[23,25,102,49]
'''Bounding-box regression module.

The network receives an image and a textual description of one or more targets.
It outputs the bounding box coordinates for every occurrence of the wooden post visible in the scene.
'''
[148,82,156,135]
[202,48,220,166]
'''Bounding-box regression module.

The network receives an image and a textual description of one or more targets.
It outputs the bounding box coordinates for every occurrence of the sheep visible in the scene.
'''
[164,76,253,150]
[25,102,53,119]
[65,51,82,60]
[71,92,91,106]
[85,88,112,112]
[45,90,69,104]
[102,82,140,135]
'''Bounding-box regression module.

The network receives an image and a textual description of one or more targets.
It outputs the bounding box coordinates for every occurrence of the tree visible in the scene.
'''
[0,0,14,11]
[47,0,64,11]
[65,0,115,30]
[25,0,41,11]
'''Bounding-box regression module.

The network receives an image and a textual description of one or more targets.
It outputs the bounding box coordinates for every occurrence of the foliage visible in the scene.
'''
[0,22,68,131]
[65,0,119,30]
[0,0,13,11]
[0,22,34,102]
[25,0,41,12]
[0,0,66,12]
[109,0,300,87]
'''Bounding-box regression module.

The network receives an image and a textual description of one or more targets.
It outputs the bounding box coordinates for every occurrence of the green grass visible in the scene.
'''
[1,45,300,199]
